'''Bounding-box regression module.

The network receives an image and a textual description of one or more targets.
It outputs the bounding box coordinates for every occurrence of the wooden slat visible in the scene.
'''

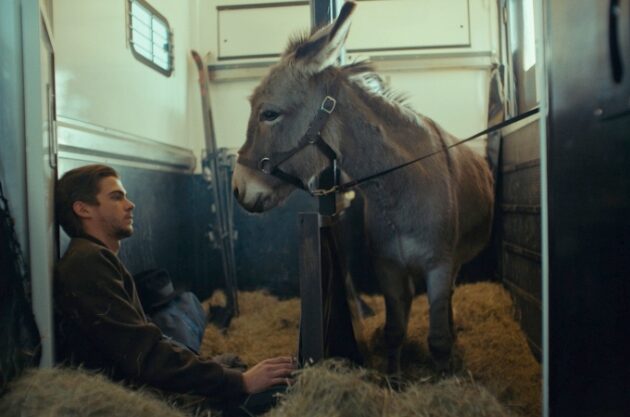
[501,212,541,253]
[503,249,542,301]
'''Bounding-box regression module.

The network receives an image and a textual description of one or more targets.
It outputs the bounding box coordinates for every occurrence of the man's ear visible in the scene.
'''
[72,201,93,220]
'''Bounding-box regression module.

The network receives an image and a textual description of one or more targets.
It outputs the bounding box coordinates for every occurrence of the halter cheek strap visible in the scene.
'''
[236,87,340,193]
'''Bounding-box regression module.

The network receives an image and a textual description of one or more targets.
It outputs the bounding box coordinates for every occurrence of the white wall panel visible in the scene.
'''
[387,69,490,155]
[51,0,497,160]
[346,0,470,51]
[54,0,196,151]
[346,0,498,60]
[207,80,260,149]
[218,4,310,59]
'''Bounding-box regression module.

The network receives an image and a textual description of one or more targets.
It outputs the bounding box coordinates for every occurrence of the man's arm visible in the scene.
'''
[56,246,244,402]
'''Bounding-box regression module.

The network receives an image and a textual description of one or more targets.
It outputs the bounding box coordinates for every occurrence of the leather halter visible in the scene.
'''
[236,84,340,193]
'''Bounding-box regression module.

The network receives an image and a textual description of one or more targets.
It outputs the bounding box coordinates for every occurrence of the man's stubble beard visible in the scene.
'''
[114,226,133,240]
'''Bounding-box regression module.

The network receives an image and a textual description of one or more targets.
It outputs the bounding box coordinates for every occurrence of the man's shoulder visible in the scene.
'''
[57,237,122,281]
[60,237,109,260]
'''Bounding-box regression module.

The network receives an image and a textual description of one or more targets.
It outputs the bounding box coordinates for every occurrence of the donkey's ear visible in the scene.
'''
[293,1,356,74]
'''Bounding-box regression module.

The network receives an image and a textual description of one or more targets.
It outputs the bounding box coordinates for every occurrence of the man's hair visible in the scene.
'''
[55,164,119,237]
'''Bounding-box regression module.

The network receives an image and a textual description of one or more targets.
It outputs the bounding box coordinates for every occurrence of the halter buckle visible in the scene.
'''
[320,96,336,114]
[312,185,339,197]
[258,157,272,174]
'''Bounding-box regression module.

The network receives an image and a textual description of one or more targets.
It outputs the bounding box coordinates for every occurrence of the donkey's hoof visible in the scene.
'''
[432,357,452,375]
[429,348,453,374]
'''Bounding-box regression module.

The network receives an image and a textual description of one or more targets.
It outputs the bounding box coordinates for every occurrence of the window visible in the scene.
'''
[127,0,173,76]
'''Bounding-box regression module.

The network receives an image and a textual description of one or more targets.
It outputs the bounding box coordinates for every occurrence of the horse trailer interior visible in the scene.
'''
[1,1,629,416]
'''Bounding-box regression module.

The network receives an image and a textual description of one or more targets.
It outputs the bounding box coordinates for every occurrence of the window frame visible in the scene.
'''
[126,0,174,77]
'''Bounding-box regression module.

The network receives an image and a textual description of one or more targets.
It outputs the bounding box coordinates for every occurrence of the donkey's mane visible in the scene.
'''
[341,61,422,126]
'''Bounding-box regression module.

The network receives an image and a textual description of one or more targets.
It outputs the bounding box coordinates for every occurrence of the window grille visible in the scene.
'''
[127,0,173,76]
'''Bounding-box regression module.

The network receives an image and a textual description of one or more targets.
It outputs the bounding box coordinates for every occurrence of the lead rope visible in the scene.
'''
[312,107,540,196]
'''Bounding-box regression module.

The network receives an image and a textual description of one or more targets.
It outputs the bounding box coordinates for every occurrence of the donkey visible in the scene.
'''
[232,1,494,373]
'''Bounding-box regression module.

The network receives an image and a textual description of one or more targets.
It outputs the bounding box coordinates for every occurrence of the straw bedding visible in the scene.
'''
[201,282,541,417]
[0,282,539,417]
[266,360,517,417]
[0,367,193,417]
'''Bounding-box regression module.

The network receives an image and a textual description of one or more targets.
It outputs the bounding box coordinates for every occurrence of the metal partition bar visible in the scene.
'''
[298,213,324,363]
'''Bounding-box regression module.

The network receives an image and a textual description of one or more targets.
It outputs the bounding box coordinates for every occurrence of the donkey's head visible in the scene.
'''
[232,1,356,213]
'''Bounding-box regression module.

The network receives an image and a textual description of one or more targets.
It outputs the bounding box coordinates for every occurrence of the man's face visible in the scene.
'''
[92,176,135,239]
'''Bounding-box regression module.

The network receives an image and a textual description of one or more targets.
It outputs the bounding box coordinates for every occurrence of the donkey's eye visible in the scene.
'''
[260,110,280,122]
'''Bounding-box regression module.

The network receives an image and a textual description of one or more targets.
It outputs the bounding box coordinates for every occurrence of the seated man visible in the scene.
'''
[54,164,294,415]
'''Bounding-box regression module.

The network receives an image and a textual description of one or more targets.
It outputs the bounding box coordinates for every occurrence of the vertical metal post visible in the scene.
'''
[21,0,57,367]
[312,0,339,216]
[534,1,549,415]
[297,0,362,367]
[298,2,338,365]
[298,213,324,363]
[311,0,337,28]
[304,0,336,364]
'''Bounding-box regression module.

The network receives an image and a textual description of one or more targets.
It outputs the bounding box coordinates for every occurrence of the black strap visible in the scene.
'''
[271,167,310,190]
[237,84,340,191]
[323,107,540,195]
[266,136,338,191]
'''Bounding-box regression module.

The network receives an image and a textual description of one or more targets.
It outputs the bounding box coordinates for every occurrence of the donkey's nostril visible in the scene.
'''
[233,187,240,200]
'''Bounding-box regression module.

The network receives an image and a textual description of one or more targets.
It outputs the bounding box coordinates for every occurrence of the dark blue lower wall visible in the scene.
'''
[58,160,321,300]
[232,188,316,297]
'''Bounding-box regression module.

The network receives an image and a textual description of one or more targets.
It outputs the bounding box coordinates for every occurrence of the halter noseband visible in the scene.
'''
[236,84,340,194]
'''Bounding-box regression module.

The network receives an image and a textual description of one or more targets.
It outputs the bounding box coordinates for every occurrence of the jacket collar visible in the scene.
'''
[76,233,109,249]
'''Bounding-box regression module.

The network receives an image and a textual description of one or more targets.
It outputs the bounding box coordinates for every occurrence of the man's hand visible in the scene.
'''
[242,356,296,394]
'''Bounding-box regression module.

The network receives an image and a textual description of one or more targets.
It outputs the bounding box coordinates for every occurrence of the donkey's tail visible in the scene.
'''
[485,65,505,186]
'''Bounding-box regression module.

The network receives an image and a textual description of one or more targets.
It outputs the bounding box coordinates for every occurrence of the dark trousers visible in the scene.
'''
[223,385,287,417]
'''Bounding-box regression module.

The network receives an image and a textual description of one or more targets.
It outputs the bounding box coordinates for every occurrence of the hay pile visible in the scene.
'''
[268,360,515,417]
[201,291,301,366]
[201,282,541,417]
[0,283,539,417]
[0,367,197,417]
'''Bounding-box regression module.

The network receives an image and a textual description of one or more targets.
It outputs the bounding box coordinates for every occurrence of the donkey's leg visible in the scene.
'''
[376,260,413,376]
[426,262,455,370]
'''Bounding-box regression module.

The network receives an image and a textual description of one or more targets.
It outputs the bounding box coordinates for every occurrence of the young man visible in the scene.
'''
[54,164,294,414]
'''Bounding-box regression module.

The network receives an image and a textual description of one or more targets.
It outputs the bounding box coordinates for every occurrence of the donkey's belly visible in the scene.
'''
[365,201,453,264]
[371,233,445,277]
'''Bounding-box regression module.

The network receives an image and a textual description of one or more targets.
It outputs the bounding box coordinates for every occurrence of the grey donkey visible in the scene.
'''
[232,1,494,374]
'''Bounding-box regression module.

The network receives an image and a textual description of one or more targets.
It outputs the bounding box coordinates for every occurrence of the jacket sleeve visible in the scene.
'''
[56,247,245,402]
